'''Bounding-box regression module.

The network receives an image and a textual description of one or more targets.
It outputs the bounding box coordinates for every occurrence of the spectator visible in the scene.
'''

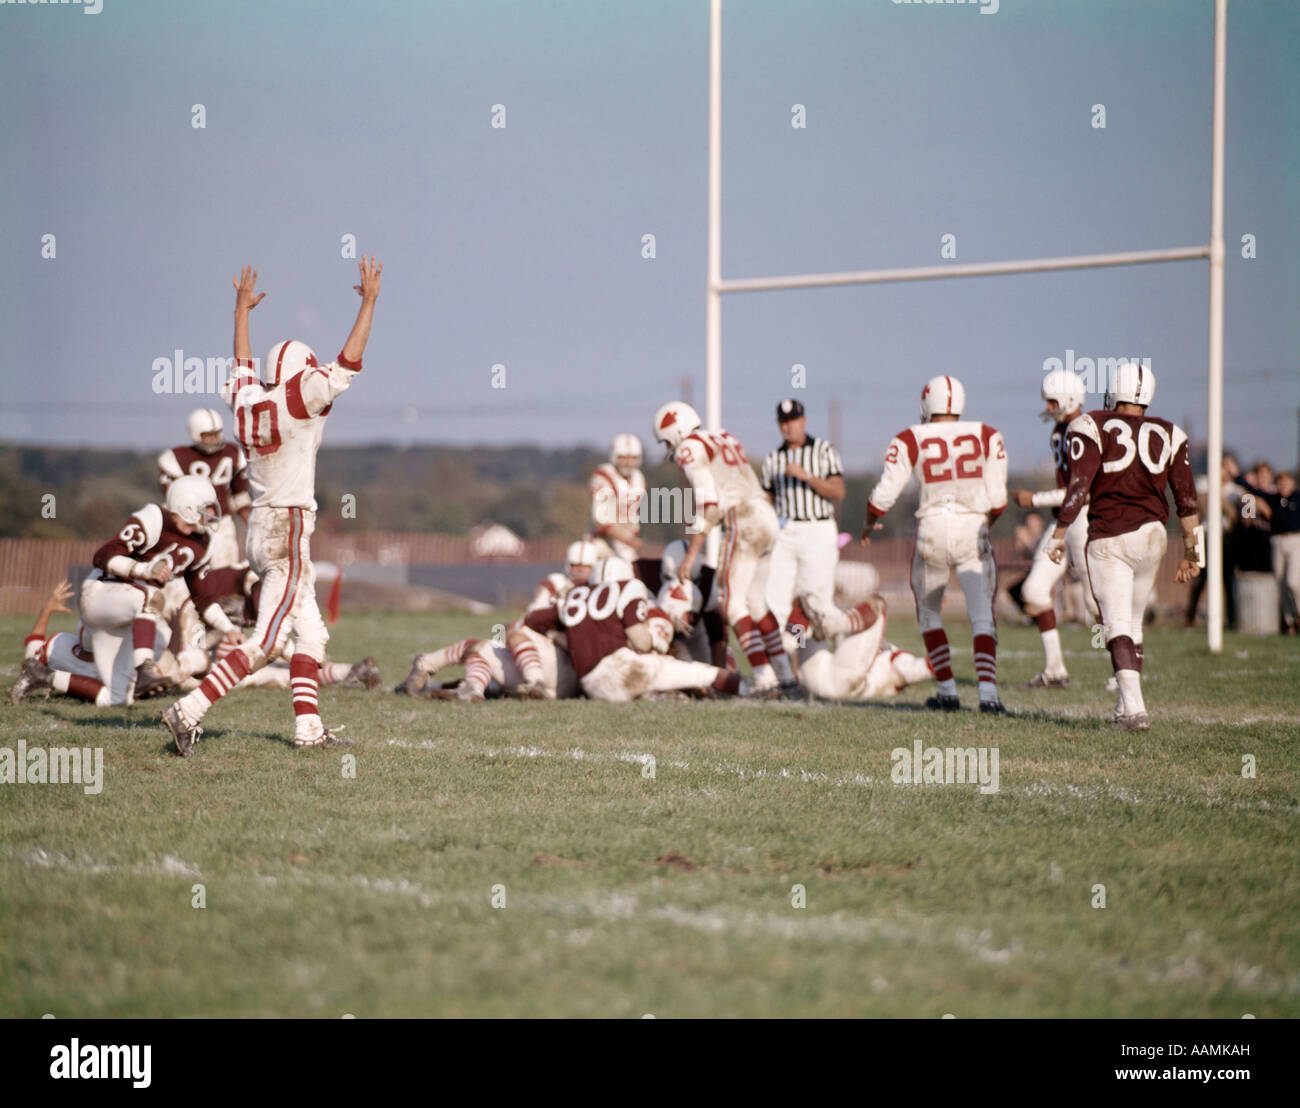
[1236,466,1300,635]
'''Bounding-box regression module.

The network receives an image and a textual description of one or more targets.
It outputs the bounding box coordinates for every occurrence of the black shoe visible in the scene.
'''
[979,698,1009,715]
[162,703,203,757]
[345,656,382,689]
[135,659,175,699]
[9,658,54,705]
[924,694,961,711]
[777,679,805,701]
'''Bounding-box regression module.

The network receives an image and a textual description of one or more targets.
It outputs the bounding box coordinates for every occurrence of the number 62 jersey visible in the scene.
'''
[867,420,1007,519]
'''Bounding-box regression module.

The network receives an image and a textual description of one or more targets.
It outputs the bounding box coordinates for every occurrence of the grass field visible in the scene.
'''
[1,609,1297,1018]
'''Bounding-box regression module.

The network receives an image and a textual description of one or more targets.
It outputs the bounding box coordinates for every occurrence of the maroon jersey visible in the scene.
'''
[1058,410,1198,541]
[189,563,258,624]
[524,578,651,678]
[158,442,250,517]
[93,503,212,583]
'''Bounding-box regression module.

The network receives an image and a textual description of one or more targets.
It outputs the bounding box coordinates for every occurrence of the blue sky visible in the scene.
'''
[2,0,1295,473]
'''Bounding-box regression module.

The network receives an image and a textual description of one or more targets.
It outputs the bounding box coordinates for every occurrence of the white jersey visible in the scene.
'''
[589,463,645,539]
[671,429,764,526]
[868,420,1007,519]
[222,357,360,510]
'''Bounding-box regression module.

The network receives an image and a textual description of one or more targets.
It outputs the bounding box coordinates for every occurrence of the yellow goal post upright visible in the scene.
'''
[703,0,1229,652]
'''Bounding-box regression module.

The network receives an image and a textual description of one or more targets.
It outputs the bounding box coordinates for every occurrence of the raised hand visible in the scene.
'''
[43,580,74,615]
[353,255,383,301]
[233,266,266,313]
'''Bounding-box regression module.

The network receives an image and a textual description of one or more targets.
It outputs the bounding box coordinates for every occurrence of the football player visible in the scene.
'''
[1010,368,1099,688]
[523,557,745,701]
[589,434,646,561]
[13,476,226,707]
[1050,362,1200,731]
[796,594,935,702]
[158,408,251,567]
[652,401,796,693]
[862,375,1009,713]
[162,258,382,754]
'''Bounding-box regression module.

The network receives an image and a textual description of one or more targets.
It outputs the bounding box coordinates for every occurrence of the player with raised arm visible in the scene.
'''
[652,401,796,694]
[589,435,646,561]
[862,375,1009,713]
[1049,362,1201,731]
[162,258,382,755]
[1010,368,1098,688]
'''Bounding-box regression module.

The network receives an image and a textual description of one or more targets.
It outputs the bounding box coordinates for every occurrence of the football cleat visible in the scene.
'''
[799,595,832,642]
[162,703,203,757]
[978,698,1009,715]
[516,680,554,701]
[1114,712,1151,732]
[9,658,55,705]
[924,694,961,712]
[345,656,382,689]
[135,659,175,700]
[294,725,353,749]
[777,679,805,701]
[1021,671,1070,690]
[456,683,486,703]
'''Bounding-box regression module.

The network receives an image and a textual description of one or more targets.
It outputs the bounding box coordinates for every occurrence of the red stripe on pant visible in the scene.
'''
[259,508,303,654]
[921,629,954,682]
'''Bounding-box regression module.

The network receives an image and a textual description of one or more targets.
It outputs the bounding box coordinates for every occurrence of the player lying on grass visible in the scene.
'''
[10,477,231,707]
[796,594,934,702]
[522,556,749,702]
[398,540,597,700]
[163,258,382,755]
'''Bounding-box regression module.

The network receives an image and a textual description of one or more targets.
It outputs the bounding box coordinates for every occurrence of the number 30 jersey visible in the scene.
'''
[222,354,362,511]
[1057,411,1198,541]
[867,421,1008,519]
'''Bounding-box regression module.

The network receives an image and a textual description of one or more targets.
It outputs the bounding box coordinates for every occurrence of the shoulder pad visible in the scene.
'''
[1067,413,1102,447]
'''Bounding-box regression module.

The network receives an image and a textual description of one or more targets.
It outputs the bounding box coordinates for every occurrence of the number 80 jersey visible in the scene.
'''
[867,421,1008,519]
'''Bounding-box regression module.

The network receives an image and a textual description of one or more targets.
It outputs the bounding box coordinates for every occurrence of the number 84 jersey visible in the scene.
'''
[868,421,1008,519]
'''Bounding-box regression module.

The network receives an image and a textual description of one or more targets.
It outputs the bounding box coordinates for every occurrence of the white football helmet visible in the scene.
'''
[610,433,643,477]
[657,579,703,636]
[165,474,221,535]
[920,375,965,421]
[652,402,701,451]
[187,408,224,453]
[660,538,689,582]
[1040,368,1088,423]
[1103,361,1156,409]
[565,540,599,585]
[264,339,318,388]
[591,556,635,585]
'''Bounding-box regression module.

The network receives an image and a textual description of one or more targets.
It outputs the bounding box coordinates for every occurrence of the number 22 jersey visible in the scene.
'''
[867,421,1008,519]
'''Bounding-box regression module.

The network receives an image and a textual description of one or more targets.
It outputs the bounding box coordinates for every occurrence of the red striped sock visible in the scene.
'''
[735,616,768,669]
[319,662,351,685]
[197,650,252,706]
[464,653,492,692]
[973,633,998,686]
[921,629,953,682]
[290,654,320,719]
[847,602,879,635]
[447,638,477,665]
[510,640,543,683]
[132,617,156,667]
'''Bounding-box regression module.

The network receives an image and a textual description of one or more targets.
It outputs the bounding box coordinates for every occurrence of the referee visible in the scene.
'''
[761,398,846,640]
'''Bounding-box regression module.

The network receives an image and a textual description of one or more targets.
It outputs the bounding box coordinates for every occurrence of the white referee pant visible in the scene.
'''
[764,517,839,631]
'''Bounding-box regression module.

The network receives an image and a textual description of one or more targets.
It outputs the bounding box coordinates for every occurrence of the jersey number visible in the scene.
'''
[919,435,983,483]
[238,402,281,456]
[186,454,234,485]
[1101,419,1172,475]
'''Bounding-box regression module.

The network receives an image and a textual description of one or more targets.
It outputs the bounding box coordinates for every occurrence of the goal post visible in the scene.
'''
[704,0,1228,652]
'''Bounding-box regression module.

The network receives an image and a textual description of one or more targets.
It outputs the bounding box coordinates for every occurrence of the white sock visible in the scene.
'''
[1116,669,1144,715]
[978,680,999,703]
[770,652,794,683]
[1041,628,1065,674]
[937,678,957,697]
[751,663,776,689]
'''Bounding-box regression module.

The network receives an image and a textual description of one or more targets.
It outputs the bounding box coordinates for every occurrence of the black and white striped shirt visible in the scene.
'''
[761,435,843,521]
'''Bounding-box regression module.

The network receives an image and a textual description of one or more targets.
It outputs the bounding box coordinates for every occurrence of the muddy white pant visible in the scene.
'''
[1086,520,1166,647]
[911,514,996,637]
[764,517,839,630]
[716,499,779,625]
[582,647,723,702]
[1272,532,1300,626]
[237,506,328,668]
[797,608,932,700]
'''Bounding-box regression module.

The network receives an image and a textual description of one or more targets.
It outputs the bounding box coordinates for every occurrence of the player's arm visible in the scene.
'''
[94,516,171,585]
[591,481,641,550]
[523,605,560,636]
[232,266,266,364]
[187,567,245,645]
[786,462,845,502]
[983,427,1009,525]
[1048,417,1101,561]
[861,432,915,545]
[339,255,382,366]
[25,580,74,652]
[157,448,183,491]
[1168,431,1203,584]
